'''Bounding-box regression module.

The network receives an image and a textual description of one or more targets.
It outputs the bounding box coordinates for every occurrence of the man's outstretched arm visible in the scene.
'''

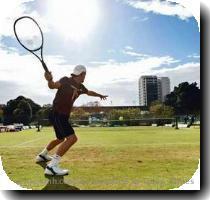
[87,90,108,100]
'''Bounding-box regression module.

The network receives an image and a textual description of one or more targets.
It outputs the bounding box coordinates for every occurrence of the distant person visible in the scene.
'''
[187,115,195,128]
[88,116,92,125]
[102,117,108,127]
[36,65,108,176]
[191,115,195,124]
[184,115,188,124]
[119,116,124,126]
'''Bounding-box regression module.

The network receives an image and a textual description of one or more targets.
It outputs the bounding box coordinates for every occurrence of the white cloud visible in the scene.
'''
[131,16,149,22]
[107,49,116,54]
[122,50,150,59]
[170,0,200,30]
[154,62,200,89]
[0,0,200,106]
[0,2,46,105]
[89,59,117,66]
[0,0,48,39]
[85,55,194,87]
[45,0,100,42]
[187,54,200,59]
[122,50,180,65]
[124,0,193,20]
[0,44,200,106]
[141,17,149,21]
[124,46,134,50]
[0,0,26,38]
[79,57,199,105]
[0,46,74,105]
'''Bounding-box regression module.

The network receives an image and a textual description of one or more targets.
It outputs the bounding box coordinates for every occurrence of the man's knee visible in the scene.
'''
[57,138,65,143]
[66,134,78,144]
[72,135,78,143]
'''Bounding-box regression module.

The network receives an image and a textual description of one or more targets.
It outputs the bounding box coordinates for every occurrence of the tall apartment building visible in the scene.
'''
[158,77,171,102]
[139,76,170,106]
[139,76,158,106]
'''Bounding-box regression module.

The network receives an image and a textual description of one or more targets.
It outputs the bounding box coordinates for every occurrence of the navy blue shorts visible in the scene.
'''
[49,110,75,140]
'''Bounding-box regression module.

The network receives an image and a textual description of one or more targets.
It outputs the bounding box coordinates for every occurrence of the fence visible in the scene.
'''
[70,118,175,127]
[25,116,201,129]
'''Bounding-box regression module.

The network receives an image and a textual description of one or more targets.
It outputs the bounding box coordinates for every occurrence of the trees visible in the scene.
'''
[35,104,52,126]
[108,108,141,126]
[1,82,200,125]
[36,104,52,120]
[3,96,41,125]
[13,100,32,125]
[81,101,102,113]
[149,101,175,118]
[0,107,3,123]
[165,82,200,115]
[71,107,90,121]
[108,108,141,120]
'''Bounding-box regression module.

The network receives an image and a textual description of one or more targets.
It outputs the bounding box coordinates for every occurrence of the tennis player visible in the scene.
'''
[36,65,108,176]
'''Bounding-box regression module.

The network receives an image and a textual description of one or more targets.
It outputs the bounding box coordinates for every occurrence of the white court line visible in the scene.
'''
[0,136,49,148]
[0,142,200,148]
[15,136,50,147]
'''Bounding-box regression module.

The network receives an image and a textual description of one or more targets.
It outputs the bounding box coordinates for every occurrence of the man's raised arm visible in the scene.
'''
[44,72,61,89]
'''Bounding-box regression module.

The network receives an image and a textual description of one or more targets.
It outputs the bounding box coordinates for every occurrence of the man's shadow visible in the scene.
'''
[37,162,80,190]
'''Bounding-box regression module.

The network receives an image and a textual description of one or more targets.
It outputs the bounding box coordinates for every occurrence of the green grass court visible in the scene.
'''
[0,126,200,190]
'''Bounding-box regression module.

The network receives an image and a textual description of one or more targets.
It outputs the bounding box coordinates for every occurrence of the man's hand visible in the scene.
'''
[87,91,108,100]
[45,72,53,82]
[99,95,108,100]
[44,72,61,89]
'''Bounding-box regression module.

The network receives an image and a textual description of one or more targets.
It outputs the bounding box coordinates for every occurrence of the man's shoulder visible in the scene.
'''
[60,76,69,81]
[80,83,88,93]
[59,76,70,84]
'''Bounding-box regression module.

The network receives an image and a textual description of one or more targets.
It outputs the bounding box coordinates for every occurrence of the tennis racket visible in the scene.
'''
[13,16,49,73]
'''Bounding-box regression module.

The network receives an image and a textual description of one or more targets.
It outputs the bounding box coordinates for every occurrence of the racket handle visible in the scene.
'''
[41,61,49,73]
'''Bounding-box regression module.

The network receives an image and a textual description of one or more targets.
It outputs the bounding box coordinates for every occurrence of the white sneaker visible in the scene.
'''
[36,154,52,163]
[44,165,69,176]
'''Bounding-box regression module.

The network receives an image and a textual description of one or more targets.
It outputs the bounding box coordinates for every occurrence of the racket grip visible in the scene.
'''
[42,61,49,73]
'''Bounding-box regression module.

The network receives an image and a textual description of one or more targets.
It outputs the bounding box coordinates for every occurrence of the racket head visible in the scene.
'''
[14,16,44,52]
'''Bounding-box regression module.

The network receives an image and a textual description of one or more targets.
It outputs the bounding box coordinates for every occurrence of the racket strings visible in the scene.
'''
[14,18,43,51]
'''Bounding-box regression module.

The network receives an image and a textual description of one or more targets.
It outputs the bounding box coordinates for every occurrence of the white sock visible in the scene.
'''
[48,154,61,167]
[40,148,48,156]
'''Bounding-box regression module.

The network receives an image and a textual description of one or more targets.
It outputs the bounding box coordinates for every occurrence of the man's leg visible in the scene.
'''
[45,134,78,175]
[44,112,77,175]
[56,134,78,156]
[48,134,77,167]
[38,138,64,156]
[46,138,65,151]
[36,139,64,163]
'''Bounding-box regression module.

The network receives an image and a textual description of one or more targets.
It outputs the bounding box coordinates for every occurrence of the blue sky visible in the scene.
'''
[0,0,200,106]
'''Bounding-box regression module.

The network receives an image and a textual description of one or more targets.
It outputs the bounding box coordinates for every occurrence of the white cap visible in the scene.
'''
[71,65,86,76]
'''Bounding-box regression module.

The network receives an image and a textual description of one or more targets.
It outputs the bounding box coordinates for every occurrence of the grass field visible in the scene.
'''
[0,126,200,190]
